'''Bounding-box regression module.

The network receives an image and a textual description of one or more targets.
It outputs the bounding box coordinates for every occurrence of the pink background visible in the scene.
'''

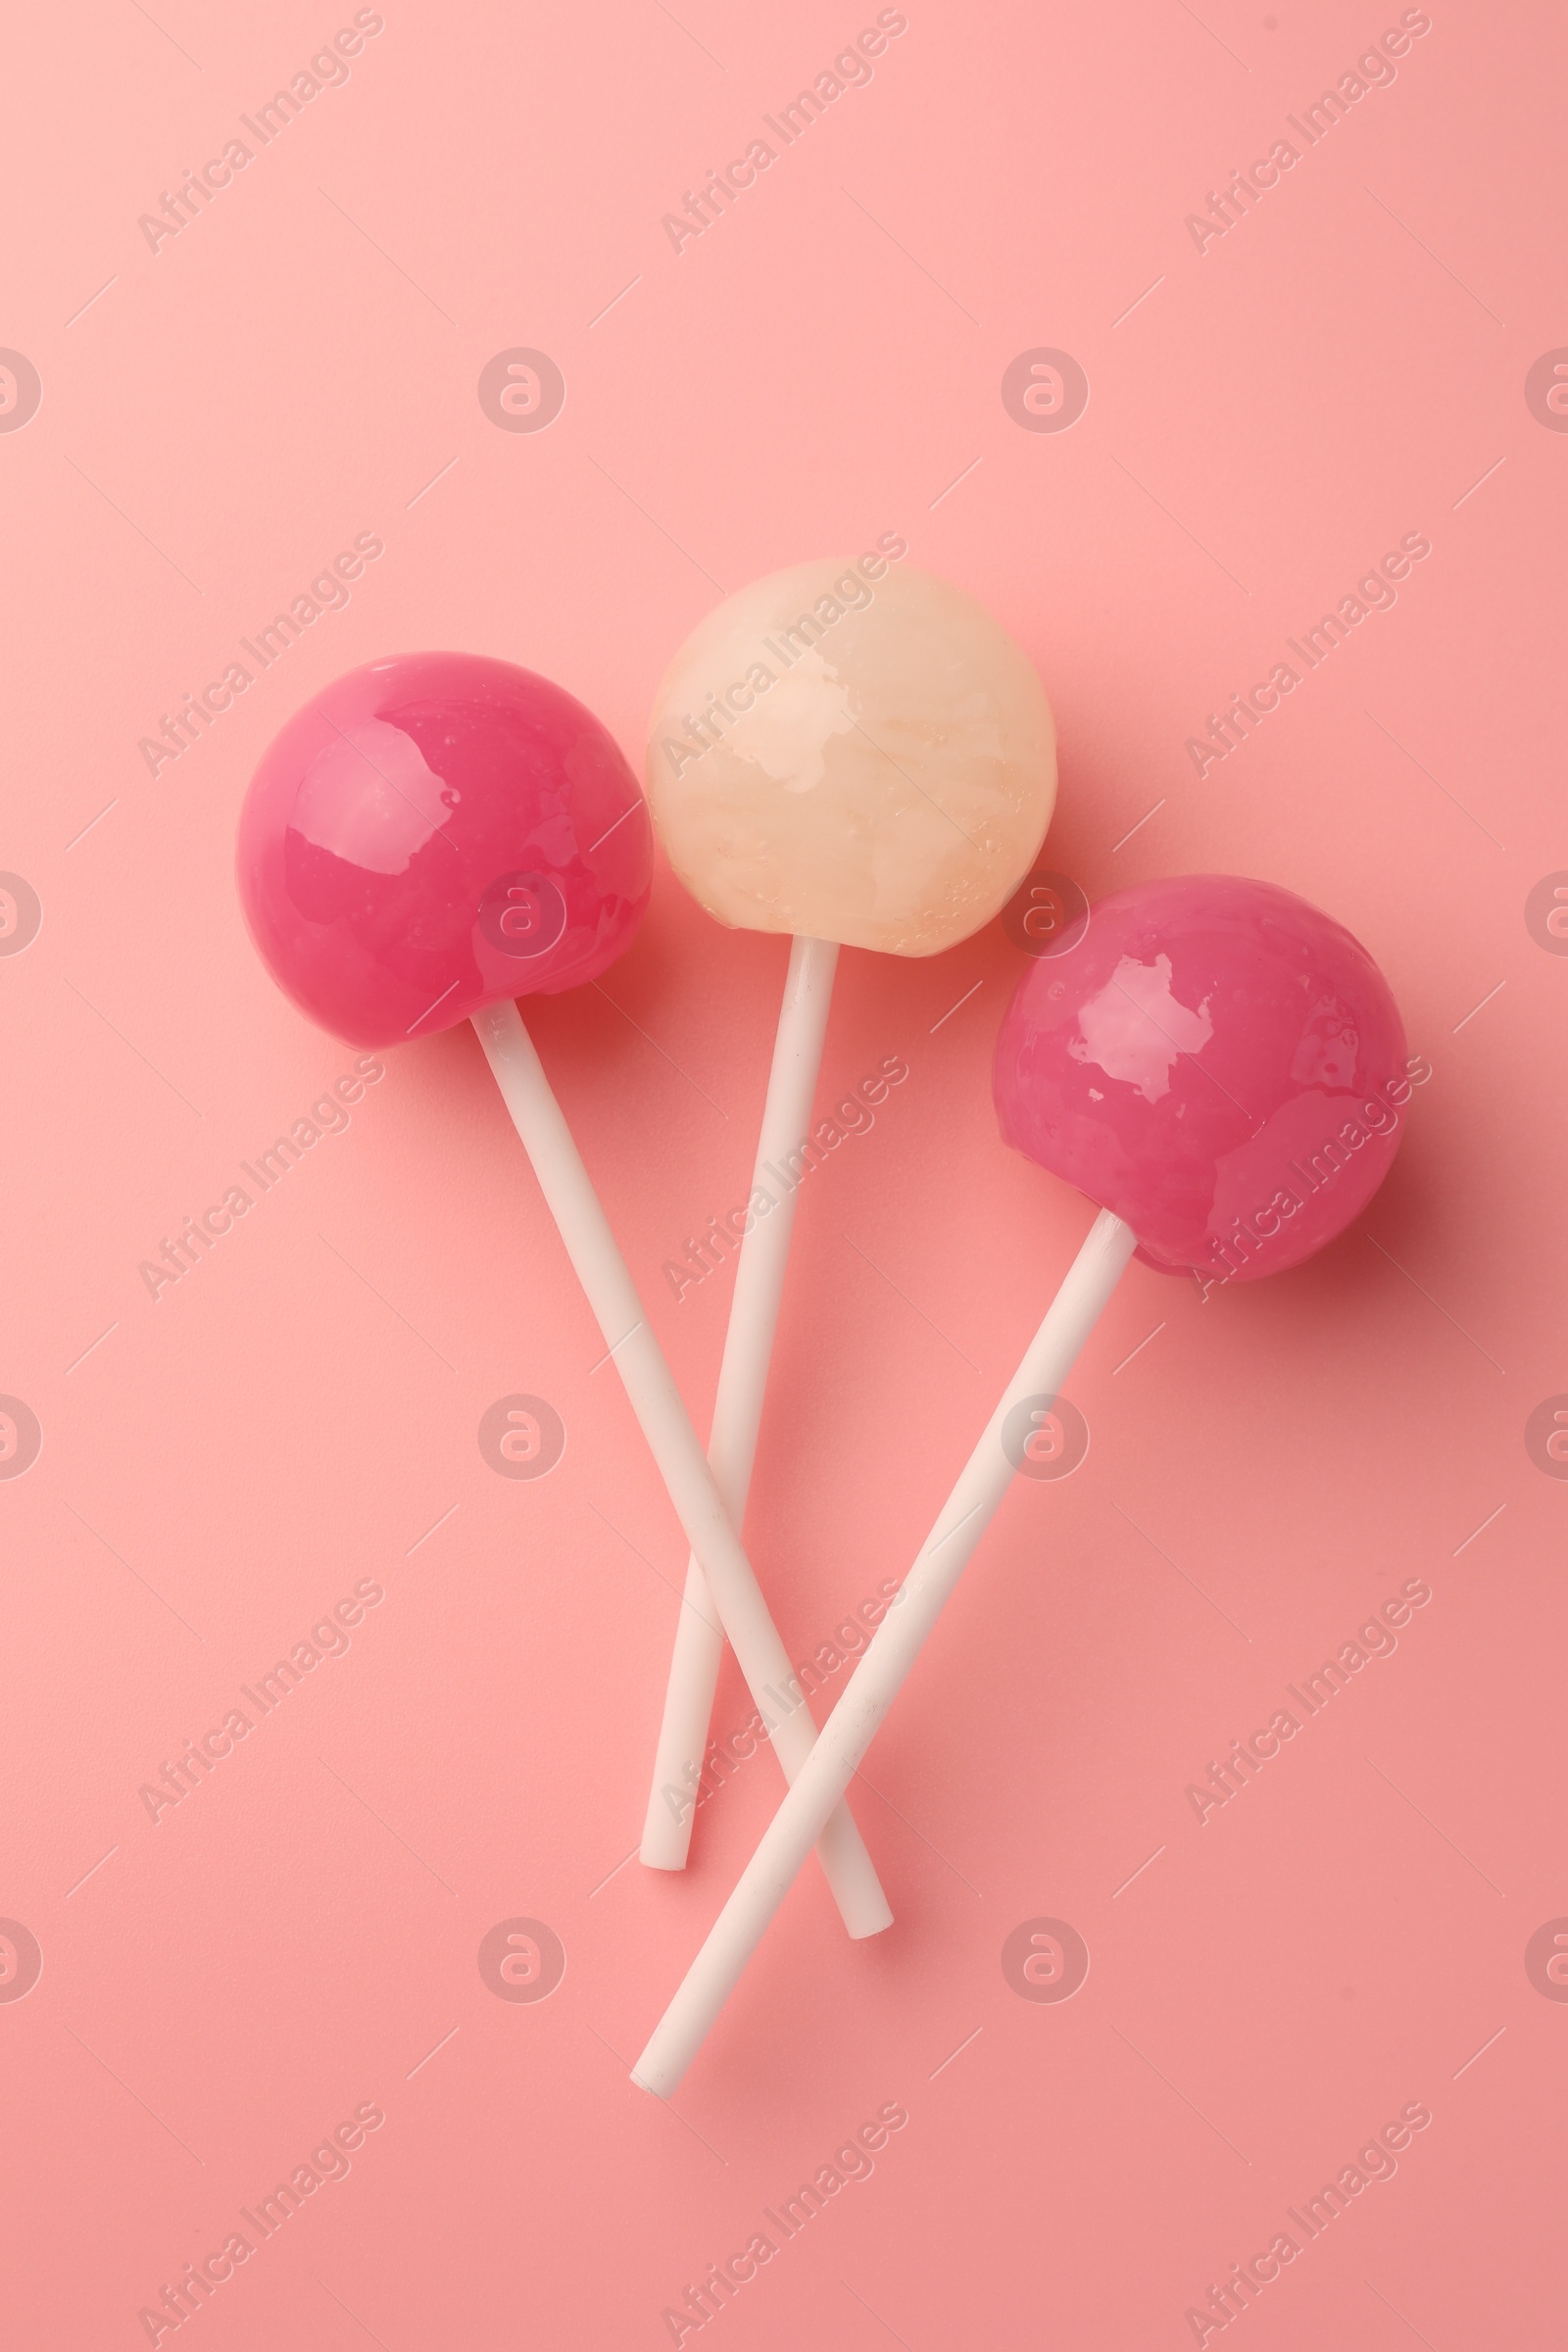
[3,1,1565,2343]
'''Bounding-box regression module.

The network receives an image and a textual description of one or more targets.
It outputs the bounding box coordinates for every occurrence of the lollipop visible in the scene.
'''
[235,651,890,1937]
[633,872,1412,2091]
[639,558,1056,1868]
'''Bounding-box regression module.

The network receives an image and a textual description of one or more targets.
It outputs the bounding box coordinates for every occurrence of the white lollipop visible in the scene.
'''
[640,556,1056,1875]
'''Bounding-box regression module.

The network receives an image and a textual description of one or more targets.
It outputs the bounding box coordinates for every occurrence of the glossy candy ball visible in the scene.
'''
[994,874,1410,1282]
[645,558,1055,955]
[236,653,653,1048]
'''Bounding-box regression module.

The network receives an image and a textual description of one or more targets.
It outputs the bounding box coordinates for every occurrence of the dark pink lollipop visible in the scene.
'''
[237,651,649,1043]
[236,652,891,1939]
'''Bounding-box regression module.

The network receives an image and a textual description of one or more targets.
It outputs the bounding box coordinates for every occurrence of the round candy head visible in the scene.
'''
[645,558,1055,955]
[994,874,1409,1283]
[237,653,653,1048]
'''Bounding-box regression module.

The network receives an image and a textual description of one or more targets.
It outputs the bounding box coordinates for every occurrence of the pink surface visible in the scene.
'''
[995,873,1409,1279]
[3,2,1565,2346]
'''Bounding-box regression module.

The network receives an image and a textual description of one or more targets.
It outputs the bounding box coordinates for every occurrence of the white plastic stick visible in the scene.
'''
[641,935,840,1870]
[632,1207,1138,2094]
[473,999,891,1939]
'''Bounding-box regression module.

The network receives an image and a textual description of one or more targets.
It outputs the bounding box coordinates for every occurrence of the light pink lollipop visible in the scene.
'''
[635,871,1414,2091]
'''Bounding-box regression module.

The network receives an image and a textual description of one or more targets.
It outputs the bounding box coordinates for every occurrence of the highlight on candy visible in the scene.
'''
[1200,1051,1432,1289]
[656,534,909,779]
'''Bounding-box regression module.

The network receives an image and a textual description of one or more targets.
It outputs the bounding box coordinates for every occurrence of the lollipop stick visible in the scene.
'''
[641,935,839,1870]
[473,999,892,1939]
[632,1206,1137,2094]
